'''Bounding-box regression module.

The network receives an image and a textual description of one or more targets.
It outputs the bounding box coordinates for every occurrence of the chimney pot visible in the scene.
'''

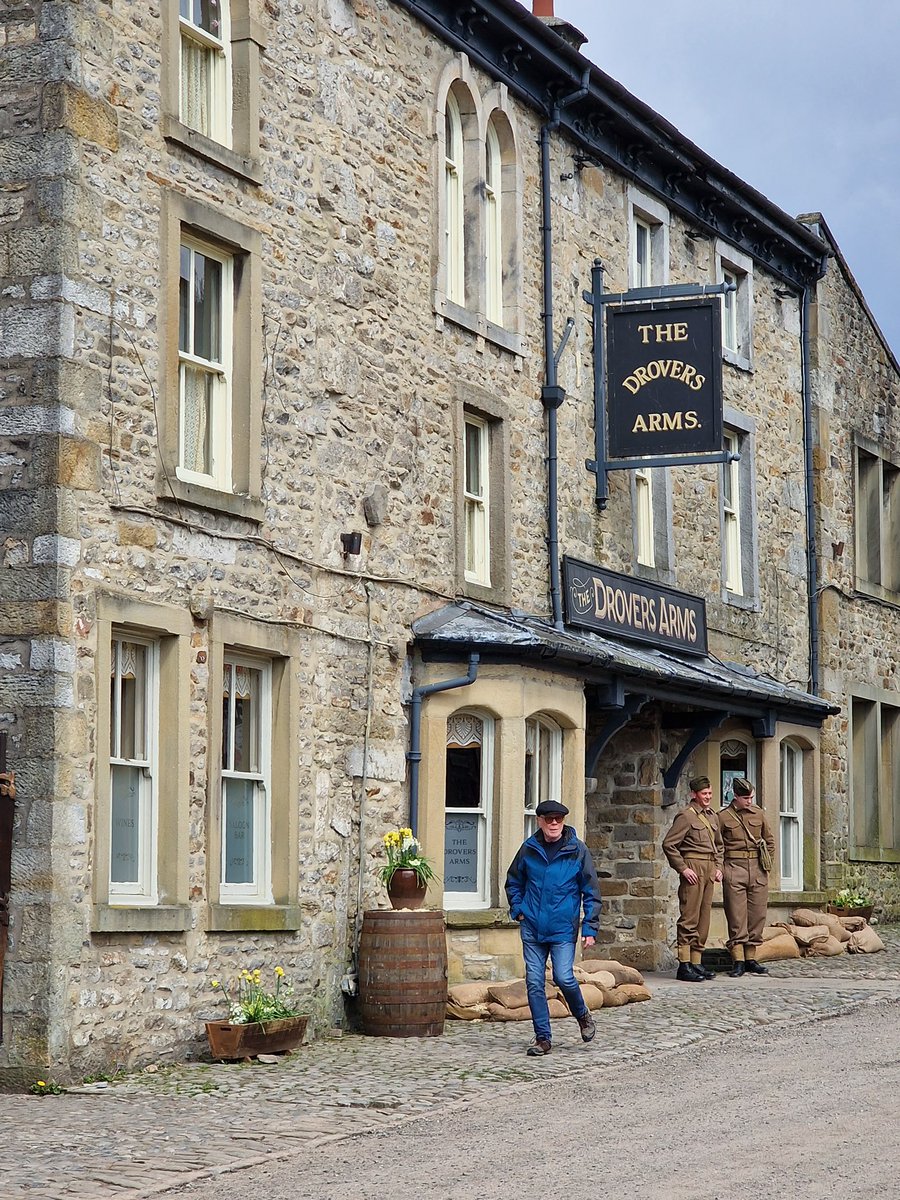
[533,0,554,14]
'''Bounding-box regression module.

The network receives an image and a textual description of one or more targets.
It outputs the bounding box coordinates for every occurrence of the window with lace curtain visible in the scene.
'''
[109,636,158,903]
[179,0,231,145]
[177,237,233,490]
[220,655,272,903]
[444,712,494,908]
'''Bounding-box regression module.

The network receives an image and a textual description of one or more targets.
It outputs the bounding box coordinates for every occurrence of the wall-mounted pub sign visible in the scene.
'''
[562,556,708,656]
[606,298,722,458]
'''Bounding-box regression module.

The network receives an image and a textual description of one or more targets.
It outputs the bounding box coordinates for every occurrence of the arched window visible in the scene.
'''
[484,120,503,326]
[720,737,757,805]
[444,711,493,907]
[444,91,464,306]
[779,740,804,890]
[523,715,562,840]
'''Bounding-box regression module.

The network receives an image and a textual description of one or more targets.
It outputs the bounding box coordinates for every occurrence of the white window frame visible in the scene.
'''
[523,715,562,840]
[176,235,234,492]
[633,216,653,288]
[851,691,900,856]
[722,429,743,596]
[220,653,273,905]
[444,712,494,910]
[109,635,159,905]
[779,740,804,891]
[628,188,669,291]
[444,91,465,307]
[715,240,753,370]
[463,413,491,587]
[855,442,900,595]
[179,0,232,147]
[484,120,503,326]
[635,465,656,568]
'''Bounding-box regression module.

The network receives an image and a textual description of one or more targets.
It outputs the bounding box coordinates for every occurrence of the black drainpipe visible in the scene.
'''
[407,653,479,835]
[801,266,826,694]
[541,71,590,630]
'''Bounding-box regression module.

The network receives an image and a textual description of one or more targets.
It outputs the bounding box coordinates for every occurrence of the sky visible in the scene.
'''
[554,1,900,358]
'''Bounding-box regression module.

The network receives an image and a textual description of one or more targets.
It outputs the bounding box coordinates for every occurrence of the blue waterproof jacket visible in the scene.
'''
[505,826,601,943]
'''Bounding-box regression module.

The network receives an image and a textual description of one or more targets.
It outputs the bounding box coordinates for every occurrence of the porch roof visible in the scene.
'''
[412,601,839,726]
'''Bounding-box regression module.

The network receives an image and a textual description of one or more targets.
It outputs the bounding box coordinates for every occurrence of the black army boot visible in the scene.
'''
[676,962,705,982]
[694,963,715,980]
[728,960,746,977]
[744,959,769,975]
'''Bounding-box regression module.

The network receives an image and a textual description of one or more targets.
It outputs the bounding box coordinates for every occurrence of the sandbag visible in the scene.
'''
[486,1001,532,1021]
[448,982,491,1007]
[582,959,645,986]
[574,966,617,990]
[760,925,786,941]
[755,931,801,961]
[805,934,845,957]
[488,980,533,1009]
[580,983,605,1011]
[598,985,628,1008]
[616,983,652,1003]
[847,926,886,954]
[547,998,570,1019]
[446,1001,489,1021]
[839,916,867,932]
[784,923,830,949]
[791,908,851,943]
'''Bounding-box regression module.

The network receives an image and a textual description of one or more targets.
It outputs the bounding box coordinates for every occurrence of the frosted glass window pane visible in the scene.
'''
[223,778,255,884]
[111,765,140,884]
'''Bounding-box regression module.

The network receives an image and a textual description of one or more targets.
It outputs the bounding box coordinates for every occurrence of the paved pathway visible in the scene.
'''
[5,927,900,1200]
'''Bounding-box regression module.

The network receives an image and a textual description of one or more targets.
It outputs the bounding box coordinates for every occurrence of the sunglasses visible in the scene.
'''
[539,814,565,823]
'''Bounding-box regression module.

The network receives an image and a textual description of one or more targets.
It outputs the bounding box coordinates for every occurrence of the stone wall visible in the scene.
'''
[0,0,848,1080]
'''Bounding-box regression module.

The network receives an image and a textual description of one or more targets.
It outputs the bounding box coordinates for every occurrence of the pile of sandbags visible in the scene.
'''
[447,959,651,1021]
[754,908,885,962]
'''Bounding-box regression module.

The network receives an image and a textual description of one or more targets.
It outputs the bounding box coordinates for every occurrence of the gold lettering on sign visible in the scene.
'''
[622,361,705,395]
[587,577,698,644]
[636,323,689,344]
[631,410,700,434]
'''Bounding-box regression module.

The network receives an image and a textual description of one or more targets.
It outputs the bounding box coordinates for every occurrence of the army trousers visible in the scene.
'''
[723,857,769,957]
[675,854,718,956]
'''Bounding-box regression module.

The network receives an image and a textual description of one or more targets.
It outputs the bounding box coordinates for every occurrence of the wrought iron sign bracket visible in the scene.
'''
[586,692,651,778]
[583,260,736,509]
[661,710,731,790]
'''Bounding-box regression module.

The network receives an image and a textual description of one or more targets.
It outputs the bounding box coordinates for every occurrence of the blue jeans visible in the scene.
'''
[520,926,587,1042]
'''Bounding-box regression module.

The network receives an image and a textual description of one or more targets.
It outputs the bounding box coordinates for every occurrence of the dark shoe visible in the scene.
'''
[728,961,746,978]
[676,962,705,982]
[744,960,769,975]
[696,964,715,980]
[576,1011,596,1042]
[526,1038,552,1056]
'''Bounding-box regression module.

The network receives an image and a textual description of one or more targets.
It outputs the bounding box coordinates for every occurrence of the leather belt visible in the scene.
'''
[684,852,715,858]
[725,852,756,860]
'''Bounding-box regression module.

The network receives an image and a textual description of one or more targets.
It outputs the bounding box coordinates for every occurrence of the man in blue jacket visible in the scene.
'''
[505,799,601,1056]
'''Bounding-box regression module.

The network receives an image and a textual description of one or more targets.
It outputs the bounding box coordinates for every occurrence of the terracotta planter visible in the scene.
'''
[205,1015,308,1060]
[386,868,427,910]
[826,904,874,921]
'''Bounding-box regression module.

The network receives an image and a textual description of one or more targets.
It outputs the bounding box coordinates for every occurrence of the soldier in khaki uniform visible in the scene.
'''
[719,776,775,976]
[662,775,723,982]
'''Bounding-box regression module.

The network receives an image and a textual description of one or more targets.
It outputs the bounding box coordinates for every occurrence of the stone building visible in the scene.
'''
[0,0,894,1083]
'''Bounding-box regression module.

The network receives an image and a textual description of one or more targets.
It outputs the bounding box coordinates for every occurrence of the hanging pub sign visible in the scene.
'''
[562,556,708,656]
[606,298,722,458]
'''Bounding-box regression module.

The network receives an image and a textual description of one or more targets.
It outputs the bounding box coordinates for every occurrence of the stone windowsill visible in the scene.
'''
[445,908,518,929]
[208,904,302,932]
[157,474,265,523]
[435,297,525,357]
[849,846,900,865]
[93,904,192,934]
[162,116,263,185]
[723,347,753,373]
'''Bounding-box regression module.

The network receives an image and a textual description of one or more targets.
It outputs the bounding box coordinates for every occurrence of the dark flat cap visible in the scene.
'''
[535,800,569,817]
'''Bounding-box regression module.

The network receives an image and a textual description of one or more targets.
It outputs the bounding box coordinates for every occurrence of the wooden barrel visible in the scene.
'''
[358,909,447,1037]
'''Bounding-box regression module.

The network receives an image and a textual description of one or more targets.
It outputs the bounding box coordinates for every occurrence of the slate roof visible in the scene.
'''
[412,602,839,723]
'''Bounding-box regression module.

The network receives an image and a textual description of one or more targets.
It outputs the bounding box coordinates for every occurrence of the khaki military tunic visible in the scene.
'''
[662,802,724,956]
[719,802,775,956]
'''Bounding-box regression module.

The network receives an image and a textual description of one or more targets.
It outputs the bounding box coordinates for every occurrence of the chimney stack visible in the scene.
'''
[533,0,554,14]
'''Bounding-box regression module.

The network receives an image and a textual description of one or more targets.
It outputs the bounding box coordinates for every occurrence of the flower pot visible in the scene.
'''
[386,868,427,910]
[205,1015,308,1060]
[826,904,874,921]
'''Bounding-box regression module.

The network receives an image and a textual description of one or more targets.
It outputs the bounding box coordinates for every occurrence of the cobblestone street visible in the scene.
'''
[5,928,899,1200]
